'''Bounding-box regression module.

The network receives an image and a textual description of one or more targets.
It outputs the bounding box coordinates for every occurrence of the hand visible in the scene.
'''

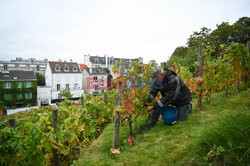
[147,106,153,112]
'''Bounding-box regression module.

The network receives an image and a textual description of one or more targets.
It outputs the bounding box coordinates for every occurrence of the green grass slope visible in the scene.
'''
[77,89,250,166]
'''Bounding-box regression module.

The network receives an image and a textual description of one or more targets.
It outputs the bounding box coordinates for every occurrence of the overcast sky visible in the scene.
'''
[0,0,249,64]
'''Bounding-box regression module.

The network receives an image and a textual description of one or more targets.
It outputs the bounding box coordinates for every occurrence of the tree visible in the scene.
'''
[187,27,212,48]
[167,47,197,73]
[210,17,250,46]
[172,46,188,58]
[210,22,234,45]
[36,72,45,86]
[58,89,72,98]
[232,17,250,44]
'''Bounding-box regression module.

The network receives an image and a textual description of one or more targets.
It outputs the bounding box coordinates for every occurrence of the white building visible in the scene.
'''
[0,58,48,75]
[83,55,143,69]
[37,86,51,106]
[82,67,109,95]
[45,61,83,100]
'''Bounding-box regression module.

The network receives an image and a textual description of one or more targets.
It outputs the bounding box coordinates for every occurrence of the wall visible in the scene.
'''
[82,71,107,94]
[0,80,37,108]
[51,73,83,99]
[37,86,51,105]
[45,62,52,87]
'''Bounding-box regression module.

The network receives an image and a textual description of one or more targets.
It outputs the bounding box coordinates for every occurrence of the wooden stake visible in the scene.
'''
[103,92,106,104]
[112,59,124,149]
[81,96,84,107]
[9,119,16,128]
[197,45,203,108]
[52,108,59,166]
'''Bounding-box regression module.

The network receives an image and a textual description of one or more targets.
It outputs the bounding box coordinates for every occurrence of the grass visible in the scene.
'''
[76,89,250,166]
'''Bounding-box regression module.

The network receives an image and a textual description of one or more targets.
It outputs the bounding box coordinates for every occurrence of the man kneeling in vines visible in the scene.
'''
[146,67,192,129]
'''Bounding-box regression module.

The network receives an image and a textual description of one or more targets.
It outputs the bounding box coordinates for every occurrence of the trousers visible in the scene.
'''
[147,103,192,129]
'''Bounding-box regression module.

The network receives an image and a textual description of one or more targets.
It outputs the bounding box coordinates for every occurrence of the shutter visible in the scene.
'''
[5,94,11,100]
[17,93,22,99]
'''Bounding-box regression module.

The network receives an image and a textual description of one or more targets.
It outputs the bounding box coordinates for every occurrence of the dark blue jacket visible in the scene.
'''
[147,68,192,109]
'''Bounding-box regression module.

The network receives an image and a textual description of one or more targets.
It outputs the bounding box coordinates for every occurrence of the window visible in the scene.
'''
[99,69,103,73]
[37,65,40,71]
[5,82,10,89]
[57,84,60,91]
[17,93,22,100]
[26,82,31,88]
[25,92,32,99]
[55,65,60,72]
[4,64,8,70]
[66,84,70,90]
[92,69,96,73]
[101,59,105,64]
[64,66,69,72]
[4,94,11,100]
[93,77,98,89]
[18,82,22,88]
[74,83,77,89]
[73,66,77,72]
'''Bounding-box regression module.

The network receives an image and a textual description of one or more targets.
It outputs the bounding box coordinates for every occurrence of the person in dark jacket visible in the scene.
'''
[146,67,192,129]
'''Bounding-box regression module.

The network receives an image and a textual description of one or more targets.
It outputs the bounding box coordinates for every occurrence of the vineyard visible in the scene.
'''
[0,42,249,165]
[0,91,118,165]
[170,43,249,102]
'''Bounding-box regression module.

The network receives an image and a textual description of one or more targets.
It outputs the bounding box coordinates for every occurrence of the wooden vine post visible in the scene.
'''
[9,119,16,128]
[246,41,250,86]
[81,96,84,108]
[52,108,59,166]
[112,59,125,149]
[197,45,203,108]
[103,92,107,104]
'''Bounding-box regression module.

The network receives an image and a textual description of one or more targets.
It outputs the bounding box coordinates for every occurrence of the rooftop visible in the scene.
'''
[0,70,36,81]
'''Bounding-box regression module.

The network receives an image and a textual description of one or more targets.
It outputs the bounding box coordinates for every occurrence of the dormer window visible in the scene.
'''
[4,64,8,70]
[64,66,69,72]
[73,66,77,72]
[54,65,60,72]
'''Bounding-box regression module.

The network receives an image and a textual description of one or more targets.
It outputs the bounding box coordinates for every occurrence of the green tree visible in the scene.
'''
[58,89,72,98]
[187,27,212,48]
[210,17,250,46]
[36,72,45,86]
[232,17,250,44]
[210,22,234,45]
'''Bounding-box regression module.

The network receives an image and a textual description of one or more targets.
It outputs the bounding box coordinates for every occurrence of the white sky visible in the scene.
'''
[0,0,249,64]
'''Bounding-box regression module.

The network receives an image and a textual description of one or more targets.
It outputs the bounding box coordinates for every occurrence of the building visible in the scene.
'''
[78,64,88,72]
[0,70,37,109]
[37,86,51,106]
[82,67,110,95]
[0,57,48,75]
[83,54,143,69]
[45,61,83,100]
